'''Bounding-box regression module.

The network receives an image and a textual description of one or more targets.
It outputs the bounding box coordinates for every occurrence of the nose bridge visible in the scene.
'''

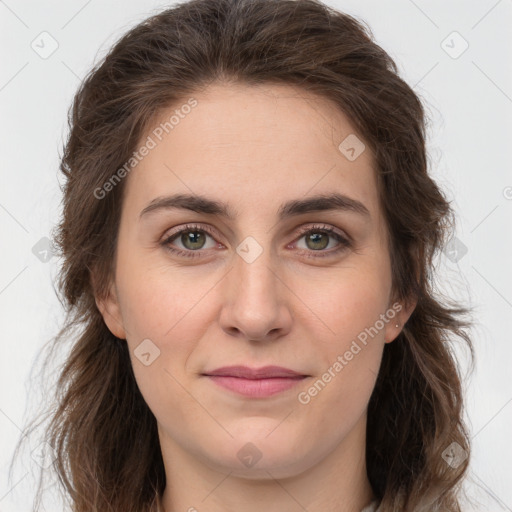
[233,233,279,304]
[220,233,288,339]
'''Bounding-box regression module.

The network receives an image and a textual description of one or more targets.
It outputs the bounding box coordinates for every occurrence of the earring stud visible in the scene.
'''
[395,323,400,328]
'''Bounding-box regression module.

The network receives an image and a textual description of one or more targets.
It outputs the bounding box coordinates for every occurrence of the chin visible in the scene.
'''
[210,450,313,480]
[200,426,315,478]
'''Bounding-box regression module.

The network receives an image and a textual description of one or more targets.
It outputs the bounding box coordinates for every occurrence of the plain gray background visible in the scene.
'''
[1,0,511,510]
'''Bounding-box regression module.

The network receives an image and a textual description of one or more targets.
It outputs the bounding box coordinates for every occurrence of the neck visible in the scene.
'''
[158,413,376,512]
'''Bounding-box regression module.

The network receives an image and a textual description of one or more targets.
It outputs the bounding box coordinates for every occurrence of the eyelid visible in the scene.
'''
[290,223,351,259]
[293,223,352,244]
[162,223,218,242]
[160,222,221,250]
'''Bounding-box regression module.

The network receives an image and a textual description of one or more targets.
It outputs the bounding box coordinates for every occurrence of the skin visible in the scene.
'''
[95,82,415,512]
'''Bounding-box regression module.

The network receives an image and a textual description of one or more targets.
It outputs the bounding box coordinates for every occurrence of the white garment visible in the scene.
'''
[158,498,381,511]
[361,500,380,512]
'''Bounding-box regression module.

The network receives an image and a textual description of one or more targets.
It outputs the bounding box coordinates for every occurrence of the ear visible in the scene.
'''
[92,272,126,340]
[384,295,417,344]
[384,241,421,343]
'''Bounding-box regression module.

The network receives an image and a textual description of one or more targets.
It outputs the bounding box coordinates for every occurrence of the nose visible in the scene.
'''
[218,244,293,343]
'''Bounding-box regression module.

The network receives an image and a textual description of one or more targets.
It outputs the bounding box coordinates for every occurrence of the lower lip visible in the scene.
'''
[205,375,307,397]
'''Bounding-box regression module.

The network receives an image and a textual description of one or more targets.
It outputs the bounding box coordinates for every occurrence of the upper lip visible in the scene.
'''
[202,365,307,379]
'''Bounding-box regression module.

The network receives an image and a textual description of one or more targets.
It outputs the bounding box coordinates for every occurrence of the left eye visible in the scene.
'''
[294,227,346,252]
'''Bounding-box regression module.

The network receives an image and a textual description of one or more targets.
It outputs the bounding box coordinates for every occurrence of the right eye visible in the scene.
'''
[161,223,222,258]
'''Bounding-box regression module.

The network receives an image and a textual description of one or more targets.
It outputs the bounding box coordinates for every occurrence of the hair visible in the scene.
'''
[9,0,475,511]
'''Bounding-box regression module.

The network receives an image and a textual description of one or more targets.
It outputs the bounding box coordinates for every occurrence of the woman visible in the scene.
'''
[11,0,474,510]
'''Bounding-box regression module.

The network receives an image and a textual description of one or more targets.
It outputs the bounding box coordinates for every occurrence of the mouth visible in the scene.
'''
[201,365,309,398]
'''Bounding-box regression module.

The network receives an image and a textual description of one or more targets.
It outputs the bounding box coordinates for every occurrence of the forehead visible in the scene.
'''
[123,82,380,222]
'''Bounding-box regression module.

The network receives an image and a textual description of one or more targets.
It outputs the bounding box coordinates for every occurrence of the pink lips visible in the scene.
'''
[202,365,308,398]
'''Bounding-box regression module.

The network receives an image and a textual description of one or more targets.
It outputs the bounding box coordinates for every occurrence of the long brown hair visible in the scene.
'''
[10,0,474,510]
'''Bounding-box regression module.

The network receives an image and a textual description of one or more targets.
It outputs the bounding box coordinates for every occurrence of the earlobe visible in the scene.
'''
[384,295,417,344]
[92,277,127,340]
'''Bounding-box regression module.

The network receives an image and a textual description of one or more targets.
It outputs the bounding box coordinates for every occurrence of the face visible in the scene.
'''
[96,82,413,479]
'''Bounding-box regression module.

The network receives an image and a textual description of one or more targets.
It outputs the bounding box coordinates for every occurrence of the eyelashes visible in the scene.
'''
[160,223,352,260]
[161,223,220,259]
[291,224,351,259]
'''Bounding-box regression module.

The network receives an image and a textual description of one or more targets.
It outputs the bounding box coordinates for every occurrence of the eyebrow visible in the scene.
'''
[139,192,371,221]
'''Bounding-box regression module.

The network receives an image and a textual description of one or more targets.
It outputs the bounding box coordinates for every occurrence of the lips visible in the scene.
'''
[202,365,306,379]
[202,366,308,398]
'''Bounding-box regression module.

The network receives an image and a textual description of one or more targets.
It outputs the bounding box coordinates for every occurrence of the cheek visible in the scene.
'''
[296,269,390,413]
[113,264,204,386]
[305,263,392,345]
[117,259,217,341]
[116,268,207,421]
[297,273,389,430]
